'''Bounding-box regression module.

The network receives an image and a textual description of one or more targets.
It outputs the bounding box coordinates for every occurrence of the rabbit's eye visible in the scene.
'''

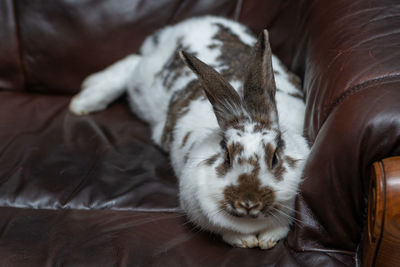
[224,151,231,167]
[271,150,279,169]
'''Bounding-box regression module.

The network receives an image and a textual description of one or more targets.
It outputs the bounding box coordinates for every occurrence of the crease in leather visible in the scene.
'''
[152,233,195,256]
[10,0,26,91]
[291,247,355,256]
[324,251,354,267]
[342,28,400,54]
[320,73,400,133]
[68,117,115,148]
[0,204,182,213]
[60,149,102,207]
[0,102,65,158]
[165,0,184,24]
[233,0,243,21]
[369,12,400,23]
[0,214,11,239]
[333,5,399,24]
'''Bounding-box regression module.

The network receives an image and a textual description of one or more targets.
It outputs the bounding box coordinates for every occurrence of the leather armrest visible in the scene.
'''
[363,156,400,266]
[286,0,400,256]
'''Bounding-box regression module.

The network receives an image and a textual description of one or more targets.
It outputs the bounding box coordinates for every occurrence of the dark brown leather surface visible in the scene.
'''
[14,0,245,94]
[289,80,400,252]
[0,92,178,211]
[0,207,354,267]
[1,0,400,266]
[285,0,400,259]
[0,0,24,91]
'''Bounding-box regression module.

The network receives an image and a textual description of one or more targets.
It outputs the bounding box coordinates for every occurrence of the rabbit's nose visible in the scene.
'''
[236,200,263,216]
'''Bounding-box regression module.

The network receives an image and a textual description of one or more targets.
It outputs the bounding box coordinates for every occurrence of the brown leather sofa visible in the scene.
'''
[1,0,399,266]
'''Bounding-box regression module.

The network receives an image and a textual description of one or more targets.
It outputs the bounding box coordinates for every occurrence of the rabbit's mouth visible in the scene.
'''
[220,200,285,220]
[222,201,264,219]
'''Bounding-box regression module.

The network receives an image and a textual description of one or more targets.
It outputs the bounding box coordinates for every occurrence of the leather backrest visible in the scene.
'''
[1,0,295,94]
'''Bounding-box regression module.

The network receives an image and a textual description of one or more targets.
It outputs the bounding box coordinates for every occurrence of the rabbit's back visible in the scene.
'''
[128,16,256,148]
[128,16,305,152]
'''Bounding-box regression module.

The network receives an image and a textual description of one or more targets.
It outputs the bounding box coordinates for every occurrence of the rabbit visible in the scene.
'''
[69,16,310,249]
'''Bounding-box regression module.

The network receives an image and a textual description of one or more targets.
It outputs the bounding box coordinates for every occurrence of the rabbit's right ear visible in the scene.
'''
[243,30,278,125]
[180,51,242,129]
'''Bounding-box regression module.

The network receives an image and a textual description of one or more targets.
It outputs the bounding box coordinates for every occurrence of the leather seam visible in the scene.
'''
[320,73,400,132]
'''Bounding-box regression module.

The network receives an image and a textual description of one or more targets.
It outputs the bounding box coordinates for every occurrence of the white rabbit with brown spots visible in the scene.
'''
[70,16,310,249]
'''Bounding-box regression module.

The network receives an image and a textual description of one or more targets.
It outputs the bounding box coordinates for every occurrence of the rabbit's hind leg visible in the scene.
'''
[69,54,141,115]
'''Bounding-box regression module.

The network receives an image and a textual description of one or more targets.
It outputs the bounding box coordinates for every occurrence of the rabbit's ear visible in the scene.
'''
[243,30,278,123]
[180,51,242,128]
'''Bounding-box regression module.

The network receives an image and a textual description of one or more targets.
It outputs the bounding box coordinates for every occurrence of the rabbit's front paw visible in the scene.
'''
[222,232,258,248]
[69,73,116,115]
[258,225,289,250]
[69,90,108,115]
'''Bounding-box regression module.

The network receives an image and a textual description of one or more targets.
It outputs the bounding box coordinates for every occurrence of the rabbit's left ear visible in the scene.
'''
[243,30,278,123]
[179,51,242,129]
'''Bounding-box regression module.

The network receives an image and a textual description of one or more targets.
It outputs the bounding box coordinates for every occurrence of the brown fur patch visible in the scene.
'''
[181,131,191,148]
[227,142,244,165]
[253,123,269,133]
[216,161,229,177]
[211,23,252,81]
[156,38,194,91]
[251,116,273,130]
[275,131,285,148]
[224,116,247,131]
[207,43,219,49]
[232,124,245,132]
[183,143,195,164]
[288,91,304,100]
[263,143,275,169]
[161,81,205,147]
[236,154,260,174]
[288,72,302,90]
[272,160,286,181]
[285,155,298,168]
[204,153,220,166]
[248,154,260,170]
[183,152,190,164]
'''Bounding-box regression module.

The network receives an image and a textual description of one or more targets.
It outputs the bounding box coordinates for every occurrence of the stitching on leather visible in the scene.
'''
[10,0,27,91]
[321,73,400,129]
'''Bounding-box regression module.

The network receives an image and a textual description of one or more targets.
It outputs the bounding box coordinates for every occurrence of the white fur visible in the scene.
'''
[69,16,310,249]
